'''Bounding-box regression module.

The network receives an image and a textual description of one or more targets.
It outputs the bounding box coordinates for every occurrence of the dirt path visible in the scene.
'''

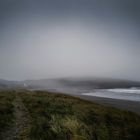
[2,93,31,140]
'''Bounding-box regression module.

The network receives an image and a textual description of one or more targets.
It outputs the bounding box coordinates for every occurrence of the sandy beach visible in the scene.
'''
[73,95,140,115]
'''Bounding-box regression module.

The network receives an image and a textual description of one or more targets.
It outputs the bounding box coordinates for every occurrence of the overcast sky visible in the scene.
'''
[0,0,140,81]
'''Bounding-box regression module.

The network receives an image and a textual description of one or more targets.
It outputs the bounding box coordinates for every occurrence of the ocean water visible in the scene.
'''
[82,88,140,101]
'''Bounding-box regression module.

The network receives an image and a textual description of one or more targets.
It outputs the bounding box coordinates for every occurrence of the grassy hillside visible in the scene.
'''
[0,91,14,138]
[22,91,140,140]
[0,90,140,140]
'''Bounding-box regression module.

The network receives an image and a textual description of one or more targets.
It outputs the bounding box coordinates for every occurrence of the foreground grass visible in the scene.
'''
[0,91,14,138]
[20,91,140,140]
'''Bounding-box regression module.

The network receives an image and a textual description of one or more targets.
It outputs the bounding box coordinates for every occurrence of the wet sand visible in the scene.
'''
[73,95,140,115]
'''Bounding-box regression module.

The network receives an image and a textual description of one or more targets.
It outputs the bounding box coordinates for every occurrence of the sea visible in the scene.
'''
[82,88,140,101]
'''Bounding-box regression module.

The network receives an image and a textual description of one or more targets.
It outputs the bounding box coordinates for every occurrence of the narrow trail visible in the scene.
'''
[2,93,31,140]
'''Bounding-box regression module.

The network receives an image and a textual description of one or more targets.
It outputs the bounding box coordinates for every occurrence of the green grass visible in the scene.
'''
[21,91,140,140]
[0,91,15,138]
[0,90,140,140]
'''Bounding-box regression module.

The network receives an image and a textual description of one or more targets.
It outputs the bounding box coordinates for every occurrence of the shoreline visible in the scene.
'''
[72,94,140,115]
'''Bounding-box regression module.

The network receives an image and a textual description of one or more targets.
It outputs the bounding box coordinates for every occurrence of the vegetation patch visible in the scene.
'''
[0,91,14,138]
[0,90,140,140]
[21,91,140,140]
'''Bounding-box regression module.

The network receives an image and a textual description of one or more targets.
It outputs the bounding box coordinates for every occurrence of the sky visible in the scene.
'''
[0,0,140,81]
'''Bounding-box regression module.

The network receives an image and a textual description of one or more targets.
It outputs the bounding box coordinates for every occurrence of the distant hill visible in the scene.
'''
[0,79,20,89]
[59,78,140,89]
[0,78,140,92]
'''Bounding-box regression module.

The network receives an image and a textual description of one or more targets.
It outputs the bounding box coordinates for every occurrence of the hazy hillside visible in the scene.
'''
[59,78,140,89]
[0,78,140,92]
[0,79,21,89]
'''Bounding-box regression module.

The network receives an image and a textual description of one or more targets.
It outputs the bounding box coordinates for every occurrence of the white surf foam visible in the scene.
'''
[82,88,140,101]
